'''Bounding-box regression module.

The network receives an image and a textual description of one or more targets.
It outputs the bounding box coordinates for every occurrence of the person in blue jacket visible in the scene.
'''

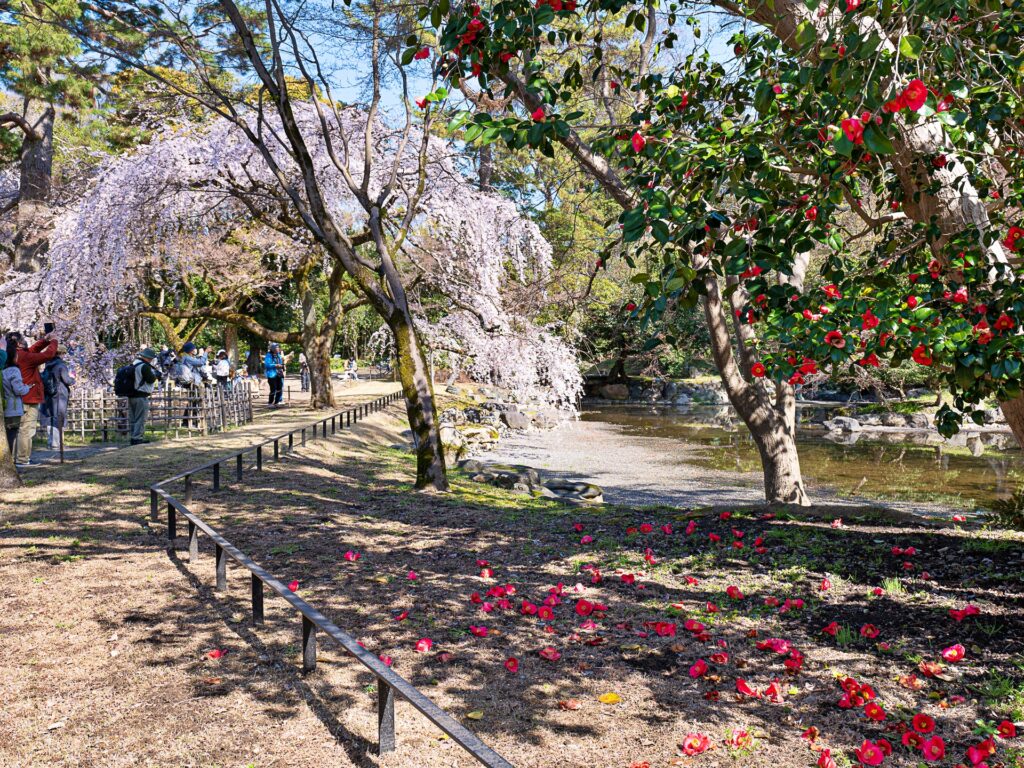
[264,343,293,406]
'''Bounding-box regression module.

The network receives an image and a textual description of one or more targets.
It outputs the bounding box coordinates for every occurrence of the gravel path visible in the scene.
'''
[475,416,768,508]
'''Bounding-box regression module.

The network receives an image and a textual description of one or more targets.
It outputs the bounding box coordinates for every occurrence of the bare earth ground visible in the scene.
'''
[2,383,1024,768]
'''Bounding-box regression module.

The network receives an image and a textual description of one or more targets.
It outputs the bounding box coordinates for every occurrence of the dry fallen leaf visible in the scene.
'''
[558,699,582,711]
[466,710,484,720]
[598,692,621,704]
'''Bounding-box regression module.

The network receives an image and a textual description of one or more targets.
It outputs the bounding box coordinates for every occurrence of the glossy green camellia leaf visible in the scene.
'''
[899,34,924,59]
[863,125,895,155]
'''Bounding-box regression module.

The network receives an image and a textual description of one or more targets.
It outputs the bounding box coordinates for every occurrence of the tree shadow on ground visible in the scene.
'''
[169,440,1024,767]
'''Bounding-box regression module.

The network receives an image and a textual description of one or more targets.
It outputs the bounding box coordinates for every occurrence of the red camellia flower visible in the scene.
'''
[860,623,880,639]
[865,702,886,721]
[689,659,708,678]
[820,577,831,592]
[575,599,594,616]
[859,352,881,367]
[855,739,885,766]
[736,678,760,697]
[903,732,924,749]
[625,302,637,312]
[1004,225,1024,252]
[726,585,744,600]
[907,294,919,308]
[862,309,880,329]
[413,47,430,60]
[469,625,488,637]
[841,117,865,144]
[844,0,860,11]
[823,284,841,298]
[531,106,545,121]
[504,657,519,673]
[538,646,561,661]
[902,79,929,111]
[911,345,933,366]
[817,749,837,768]
[415,638,432,653]
[967,738,997,764]
[941,644,965,662]
[751,362,766,377]
[824,330,845,348]
[997,720,1017,739]
[207,648,226,659]
[631,132,646,153]
[995,312,1015,331]
[805,206,818,221]
[913,713,936,733]
[920,736,945,762]
[822,621,839,636]
[288,580,299,592]
[344,550,361,561]
[680,733,710,756]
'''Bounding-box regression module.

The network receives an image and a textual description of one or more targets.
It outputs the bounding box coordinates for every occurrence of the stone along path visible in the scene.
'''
[0,380,400,768]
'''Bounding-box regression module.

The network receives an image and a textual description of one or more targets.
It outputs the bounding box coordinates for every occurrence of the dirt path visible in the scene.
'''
[0,379,401,768]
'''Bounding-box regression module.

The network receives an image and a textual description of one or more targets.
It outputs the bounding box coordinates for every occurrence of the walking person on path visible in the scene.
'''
[11,330,57,465]
[264,343,292,407]
[126,348,160,445]
[299,352,310,393]
[3,340,32,459]
[40,346,75,450]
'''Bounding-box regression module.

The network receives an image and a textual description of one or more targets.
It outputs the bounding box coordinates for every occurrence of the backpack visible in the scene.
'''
[113,363,138,397]
[41,368,59,398]
[172,361,196,387]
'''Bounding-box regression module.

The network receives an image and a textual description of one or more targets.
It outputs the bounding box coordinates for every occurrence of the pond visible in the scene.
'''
[581,404,1024,512]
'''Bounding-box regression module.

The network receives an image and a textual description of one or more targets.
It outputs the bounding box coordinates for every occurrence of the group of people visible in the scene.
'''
[2,330,73,467]
[121,342,254,443]
[2,333,358,462]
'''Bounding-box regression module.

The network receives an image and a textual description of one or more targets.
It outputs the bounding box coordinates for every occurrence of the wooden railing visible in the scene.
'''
[148,391,513,767]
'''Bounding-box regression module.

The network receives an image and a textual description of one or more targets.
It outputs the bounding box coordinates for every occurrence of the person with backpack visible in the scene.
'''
[115,348,159,445]
[3,340,32,459]
[178,342,206,427]
[39,346,75,450]
[263,343,292,407]
[10,330,57,465]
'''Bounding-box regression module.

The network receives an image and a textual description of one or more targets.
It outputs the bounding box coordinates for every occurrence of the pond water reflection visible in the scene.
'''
[581,404,1023,511]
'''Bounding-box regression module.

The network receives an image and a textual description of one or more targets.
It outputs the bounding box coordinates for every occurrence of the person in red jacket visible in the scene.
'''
[9,331,57,465]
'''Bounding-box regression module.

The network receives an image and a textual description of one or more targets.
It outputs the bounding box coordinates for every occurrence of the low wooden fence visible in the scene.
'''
[45,382,255,444]
[149,391,513,766]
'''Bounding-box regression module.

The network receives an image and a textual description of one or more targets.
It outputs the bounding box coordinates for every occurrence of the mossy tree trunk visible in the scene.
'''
[390,312,449,491]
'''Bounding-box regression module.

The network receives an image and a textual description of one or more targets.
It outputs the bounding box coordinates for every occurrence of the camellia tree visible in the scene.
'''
[412,0,1023,503]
